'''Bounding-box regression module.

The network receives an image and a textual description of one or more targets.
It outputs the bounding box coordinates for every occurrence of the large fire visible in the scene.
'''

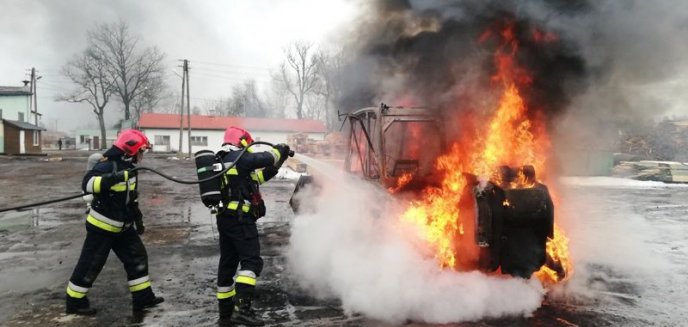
[400,21,572,284]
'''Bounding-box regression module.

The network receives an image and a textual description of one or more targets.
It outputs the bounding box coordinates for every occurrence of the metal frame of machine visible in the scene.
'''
[344,103,444,188]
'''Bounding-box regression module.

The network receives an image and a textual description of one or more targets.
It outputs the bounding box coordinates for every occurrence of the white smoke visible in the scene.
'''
[287,157,545,323]
[549,178,675,300]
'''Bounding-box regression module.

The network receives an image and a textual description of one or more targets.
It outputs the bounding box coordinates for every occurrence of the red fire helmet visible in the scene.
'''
[113,129,151,156]
[223,126,254,148]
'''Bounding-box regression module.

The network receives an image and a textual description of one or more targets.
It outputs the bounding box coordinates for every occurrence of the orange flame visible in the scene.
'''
[535,225,573,284]
[388,172,414,193]
[401,21,571,283]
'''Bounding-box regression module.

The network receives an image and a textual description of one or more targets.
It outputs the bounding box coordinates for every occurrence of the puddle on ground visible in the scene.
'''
[0,208,59,232]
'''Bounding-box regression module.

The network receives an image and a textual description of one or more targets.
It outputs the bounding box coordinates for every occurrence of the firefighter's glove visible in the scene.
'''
[132,205,144,235]
[273,144,291,167]
[134,218,145,235]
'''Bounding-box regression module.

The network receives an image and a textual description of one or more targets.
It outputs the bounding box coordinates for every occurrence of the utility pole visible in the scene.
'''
[177,59,192,157]
[178,63,185,157]
[185,59,191,157]
[28,67,40,126]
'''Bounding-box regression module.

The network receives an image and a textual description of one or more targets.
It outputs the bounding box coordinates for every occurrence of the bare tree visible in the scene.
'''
[304,93,326,121]
[218,80,267,117]
[315,48,346,130]
[219,94,244,117]
[276,41,320,119]
[200,98,221,116]
[265,78,289,119]
[89,21,166,121]
[150,89,178,114]
[237,80,267,118]
[130,74,166,121]
[60,48,113,150]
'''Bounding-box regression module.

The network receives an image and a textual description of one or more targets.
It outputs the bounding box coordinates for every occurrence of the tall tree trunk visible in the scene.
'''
[324,93,331,130]
[124,100,131,121]
[296,99,303,119]
[98,111,107,149]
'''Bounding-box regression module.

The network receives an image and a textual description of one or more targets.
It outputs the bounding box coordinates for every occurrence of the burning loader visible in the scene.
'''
[302,103,567,281]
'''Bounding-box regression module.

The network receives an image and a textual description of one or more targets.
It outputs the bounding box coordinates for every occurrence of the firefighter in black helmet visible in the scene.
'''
[65,129,164,315]
[216,126,290,326]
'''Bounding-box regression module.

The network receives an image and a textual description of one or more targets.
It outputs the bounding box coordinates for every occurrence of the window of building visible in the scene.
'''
[190,136,208,146]
[155,135,171,146]
[18,112,24,122]
[33,131,40,146]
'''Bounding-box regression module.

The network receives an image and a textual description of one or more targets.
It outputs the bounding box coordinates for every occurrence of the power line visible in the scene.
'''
[191,71,270,82]
[39,75,73,82]
[191,66,271,76]
[39,81,71,89]
[191,70,271,80]
[191,60,270,71]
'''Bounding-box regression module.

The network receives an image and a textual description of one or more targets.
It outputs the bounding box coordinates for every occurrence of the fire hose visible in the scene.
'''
[0,141,294,213]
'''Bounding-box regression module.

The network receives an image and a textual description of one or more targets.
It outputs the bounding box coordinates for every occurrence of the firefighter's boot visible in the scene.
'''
[132,288,165,311]
[218,298,235,326]
[230,296,264,326]
[65,295,97,316]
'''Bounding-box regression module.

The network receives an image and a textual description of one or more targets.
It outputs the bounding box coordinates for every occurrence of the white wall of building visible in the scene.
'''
[141,128,326,153]
[73,129,118,150]
[0,95,34,123]
[141,128,221,153]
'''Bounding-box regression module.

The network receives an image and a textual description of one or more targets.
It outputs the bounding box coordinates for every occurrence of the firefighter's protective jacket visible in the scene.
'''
[81,147,140,233]
[217,146,281,219]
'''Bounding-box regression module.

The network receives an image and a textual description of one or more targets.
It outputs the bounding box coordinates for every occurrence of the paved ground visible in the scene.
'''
[0,154,685,326]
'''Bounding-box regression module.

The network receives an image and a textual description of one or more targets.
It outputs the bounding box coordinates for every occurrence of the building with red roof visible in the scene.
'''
[138,113,327,152]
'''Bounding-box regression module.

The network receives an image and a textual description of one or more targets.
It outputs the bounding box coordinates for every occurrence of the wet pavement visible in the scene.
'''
[0,155,685,326]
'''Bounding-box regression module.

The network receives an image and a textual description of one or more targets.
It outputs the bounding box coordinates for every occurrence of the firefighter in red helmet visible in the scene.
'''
[216,126,290,326]
[65,129,164,315]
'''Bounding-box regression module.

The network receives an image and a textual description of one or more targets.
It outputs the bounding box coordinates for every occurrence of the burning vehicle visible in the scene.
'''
[337,102,568,283]
[291,18,574,285]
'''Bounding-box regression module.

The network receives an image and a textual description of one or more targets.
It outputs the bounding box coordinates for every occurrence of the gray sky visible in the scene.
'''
[2,0,687,134]
[0,0,357,131]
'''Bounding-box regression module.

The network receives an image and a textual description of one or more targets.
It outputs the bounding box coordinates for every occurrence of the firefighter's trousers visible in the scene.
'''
[216,214,263,303]
[67,225,153,300]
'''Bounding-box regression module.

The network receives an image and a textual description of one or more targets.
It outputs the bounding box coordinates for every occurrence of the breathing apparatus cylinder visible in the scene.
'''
[84,152,104,210]
[194,150,223,209]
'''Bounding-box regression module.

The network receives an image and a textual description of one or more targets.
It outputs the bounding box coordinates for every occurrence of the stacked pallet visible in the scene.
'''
[325,132,347,156]
[286,132,346,158]
[614,161,688,183]
[287,133,310,154]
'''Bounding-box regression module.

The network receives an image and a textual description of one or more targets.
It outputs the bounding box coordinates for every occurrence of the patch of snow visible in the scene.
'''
[53,314,81,323]
[560,176,688,188]
[275,167,305,180]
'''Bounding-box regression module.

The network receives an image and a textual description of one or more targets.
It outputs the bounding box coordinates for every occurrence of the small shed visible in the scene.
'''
[2,119,45,155]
